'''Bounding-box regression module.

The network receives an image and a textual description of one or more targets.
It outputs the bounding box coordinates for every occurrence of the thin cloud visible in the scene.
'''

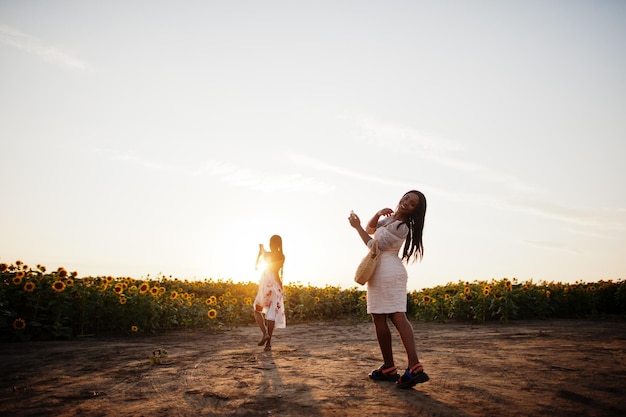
[349,115,465,153]
[520,240,582,254]
[97,149,334,194]
[197,159,335,193]
[0,24,91,70]
[114,152,174,173]
[289,154,385,184]
[348,114,540,195]
[289,153,450,199]
[291,152,622,230]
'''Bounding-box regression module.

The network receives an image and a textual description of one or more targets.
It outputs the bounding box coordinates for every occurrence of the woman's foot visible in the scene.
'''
[369,364,400,382]
[258,333,270,346]
[396,363,429,389]
[264,343,271,351]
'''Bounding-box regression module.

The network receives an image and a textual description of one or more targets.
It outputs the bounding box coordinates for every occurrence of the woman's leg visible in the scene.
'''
[372,314,394,367]
[389,312,419,366]
[265,320,275,350]
[254,308,270,346]
[254,308,266,334]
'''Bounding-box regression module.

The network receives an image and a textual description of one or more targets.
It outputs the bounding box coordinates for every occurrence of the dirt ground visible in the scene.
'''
[1,319,625,417]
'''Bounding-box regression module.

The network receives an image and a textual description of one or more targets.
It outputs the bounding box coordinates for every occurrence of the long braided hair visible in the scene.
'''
[399,190,426,263]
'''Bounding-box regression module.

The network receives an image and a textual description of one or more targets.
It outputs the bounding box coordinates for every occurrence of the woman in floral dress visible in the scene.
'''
[253,234,285,351]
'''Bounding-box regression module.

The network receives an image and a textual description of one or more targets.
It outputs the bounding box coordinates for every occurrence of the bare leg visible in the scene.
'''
[255,309,270,346]
[372,314,394,367]
[254,310,266,334]
[389,312,419,367]
[265,320,275,350]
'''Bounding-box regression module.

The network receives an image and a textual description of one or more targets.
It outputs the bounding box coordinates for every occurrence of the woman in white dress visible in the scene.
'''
[348,190,429,389]
[253,234,285,351]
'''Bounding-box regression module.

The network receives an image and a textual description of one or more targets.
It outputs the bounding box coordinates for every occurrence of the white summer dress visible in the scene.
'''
[366,217,410,314]
[253,257,286,329]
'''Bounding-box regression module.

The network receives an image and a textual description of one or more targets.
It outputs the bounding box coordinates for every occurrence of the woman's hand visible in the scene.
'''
[377,208,394,217]
[348,211,361,228]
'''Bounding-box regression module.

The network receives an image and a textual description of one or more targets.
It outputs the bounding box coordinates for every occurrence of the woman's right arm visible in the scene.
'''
[255,244,265,269]
[349,213,372,246]
[365,208,393,234]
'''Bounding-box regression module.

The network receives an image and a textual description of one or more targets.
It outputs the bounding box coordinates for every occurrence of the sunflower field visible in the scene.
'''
[1,260,624,341]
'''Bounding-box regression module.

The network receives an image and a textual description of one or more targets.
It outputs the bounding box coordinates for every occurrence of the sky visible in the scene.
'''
[1,0,625,291]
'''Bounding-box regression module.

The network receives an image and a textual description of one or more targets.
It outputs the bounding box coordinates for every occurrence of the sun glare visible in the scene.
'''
[256,259,267,272]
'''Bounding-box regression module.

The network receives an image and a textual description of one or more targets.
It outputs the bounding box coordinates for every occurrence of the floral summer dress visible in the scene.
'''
[253,253,286,328]
[366,217,410,314]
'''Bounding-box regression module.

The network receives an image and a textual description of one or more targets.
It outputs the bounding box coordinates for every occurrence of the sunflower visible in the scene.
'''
[13,318,26,330]
[58,268,68,278]
[314,296,321,303]
[170,291,179,300]
[65,278,74,287]
[139,283,150,294]
[131,325,138,332]
[113,283,124,295]
[12,275,23,285]
[52,280,66,293]
[206,295,217,305]
[24,282,36,293]
[423,295,431,303]
[0,263,8,273]
[119,296,127,305]
[483,287,491,297]
[150,287,160,297]
[464,286,471,295]
[359,294,367,302]
[207,309,218,319]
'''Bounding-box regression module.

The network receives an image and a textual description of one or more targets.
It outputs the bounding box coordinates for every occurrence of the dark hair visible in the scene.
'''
[269,235,285,279]
[400,190,426,263]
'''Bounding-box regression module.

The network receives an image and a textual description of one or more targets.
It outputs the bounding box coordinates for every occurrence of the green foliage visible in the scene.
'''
[1,259,624,341]
[408,278,626,323]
